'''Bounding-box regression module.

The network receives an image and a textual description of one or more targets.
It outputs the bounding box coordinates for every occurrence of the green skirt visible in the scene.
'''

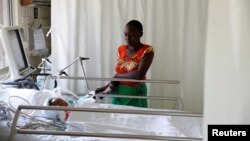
[111,83,148,108]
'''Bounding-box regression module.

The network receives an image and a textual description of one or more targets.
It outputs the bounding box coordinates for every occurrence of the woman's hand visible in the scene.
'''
[109,81,120,90]
[95,84,109,93]
[94,84,111,100]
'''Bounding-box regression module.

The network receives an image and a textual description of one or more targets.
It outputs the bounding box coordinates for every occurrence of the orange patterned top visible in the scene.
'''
[115,44,154,86]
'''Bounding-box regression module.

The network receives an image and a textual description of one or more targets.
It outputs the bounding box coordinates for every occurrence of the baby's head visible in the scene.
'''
[48,98,68,106]
[42,97,69,122]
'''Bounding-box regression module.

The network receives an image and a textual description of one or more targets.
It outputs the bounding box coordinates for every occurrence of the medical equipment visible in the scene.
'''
[1,78,39,90]
[0,26,37,81]
[58,56,91,92]
[76,90,96,105]
[36,56,90,91]
[0,102,10,120]
[36,57,61,90]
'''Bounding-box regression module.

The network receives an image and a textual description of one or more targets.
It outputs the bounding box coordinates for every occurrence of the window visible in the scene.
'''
[0,40,6,69]
[0,0,8,69]
[0,0,5,69]
[0,0,11,80]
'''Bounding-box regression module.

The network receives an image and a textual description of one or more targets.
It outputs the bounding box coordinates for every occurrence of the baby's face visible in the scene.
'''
[49,98,68,106]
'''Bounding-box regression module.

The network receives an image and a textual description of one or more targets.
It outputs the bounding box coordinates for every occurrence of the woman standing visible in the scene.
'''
[96,20,154,108]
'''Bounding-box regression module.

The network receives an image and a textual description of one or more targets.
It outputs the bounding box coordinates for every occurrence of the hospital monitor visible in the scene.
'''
[0,26,36,80]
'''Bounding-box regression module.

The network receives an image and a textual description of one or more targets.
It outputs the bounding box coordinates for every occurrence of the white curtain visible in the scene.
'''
[204,0,250,140]
[51,0,208,113]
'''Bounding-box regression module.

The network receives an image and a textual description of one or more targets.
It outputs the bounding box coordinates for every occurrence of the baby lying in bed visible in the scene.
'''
[42,98,71,122]
[42,91,97,122]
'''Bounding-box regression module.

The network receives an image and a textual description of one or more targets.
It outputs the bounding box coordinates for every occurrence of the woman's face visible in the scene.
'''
[124,25,142,46]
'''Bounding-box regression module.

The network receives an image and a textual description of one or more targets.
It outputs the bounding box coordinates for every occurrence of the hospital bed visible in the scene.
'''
[9,105,203,141]
[0,78,203,141]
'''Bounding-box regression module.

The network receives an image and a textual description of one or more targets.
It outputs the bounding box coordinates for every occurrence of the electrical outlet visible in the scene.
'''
[34,7,39,19]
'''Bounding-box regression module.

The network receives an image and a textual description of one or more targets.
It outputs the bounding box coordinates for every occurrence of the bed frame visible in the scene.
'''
[47,76,184,110]
[9,105,203,141]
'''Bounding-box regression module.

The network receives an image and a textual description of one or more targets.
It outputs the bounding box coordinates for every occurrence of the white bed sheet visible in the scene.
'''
[67,103,202,138]
[0,88,203,141]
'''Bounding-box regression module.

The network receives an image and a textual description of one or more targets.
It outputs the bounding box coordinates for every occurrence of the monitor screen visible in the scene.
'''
[8,29,28,72]
[0,26,36,80]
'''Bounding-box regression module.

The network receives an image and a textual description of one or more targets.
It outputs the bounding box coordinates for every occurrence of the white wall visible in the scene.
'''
[204,0,250,140]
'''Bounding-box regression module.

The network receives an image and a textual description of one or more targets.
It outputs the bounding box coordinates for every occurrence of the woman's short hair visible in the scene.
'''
[126,20,143,32]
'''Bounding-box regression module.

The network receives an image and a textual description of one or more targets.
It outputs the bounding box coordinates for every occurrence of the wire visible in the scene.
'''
[0,100,9,120]
[3,97,66,131]
[0,100,8,107]
[8,96,33,115]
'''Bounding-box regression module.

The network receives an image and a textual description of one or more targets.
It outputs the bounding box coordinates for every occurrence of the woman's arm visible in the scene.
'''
[95,51,154,92]
[114,52,154,80]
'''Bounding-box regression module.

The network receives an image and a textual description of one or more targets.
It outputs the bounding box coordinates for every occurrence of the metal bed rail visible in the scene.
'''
[94,94,184,110]
[9,105,203,141]
[95,94,179,100]
[61,93,183,110]
[58,76,181,84]
[51,76,184,110]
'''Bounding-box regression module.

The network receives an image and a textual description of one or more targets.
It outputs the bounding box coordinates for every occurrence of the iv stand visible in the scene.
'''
[59,57,91,93]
